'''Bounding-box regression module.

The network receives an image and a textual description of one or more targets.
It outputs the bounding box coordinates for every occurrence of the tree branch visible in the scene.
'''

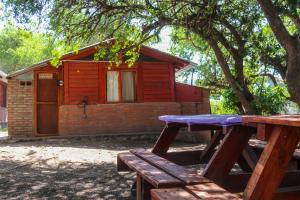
[251,73,278,86]
[257,0,297,53]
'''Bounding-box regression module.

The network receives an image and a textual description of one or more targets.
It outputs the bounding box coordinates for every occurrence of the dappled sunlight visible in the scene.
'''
[0,136,202,199]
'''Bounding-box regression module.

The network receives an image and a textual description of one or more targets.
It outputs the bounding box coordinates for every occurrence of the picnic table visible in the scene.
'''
[118,114,300,200]
[118,114,257,199]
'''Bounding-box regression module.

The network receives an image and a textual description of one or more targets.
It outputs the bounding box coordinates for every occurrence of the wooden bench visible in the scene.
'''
[250,142,300,170]
[151,182,242,200]
[117,152,184,188]
[118,149,242,199]
[130,149,210,185]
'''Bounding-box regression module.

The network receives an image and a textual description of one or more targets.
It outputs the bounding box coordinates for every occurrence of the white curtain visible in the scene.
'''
[122,72,135,102]
[107,71,119,102]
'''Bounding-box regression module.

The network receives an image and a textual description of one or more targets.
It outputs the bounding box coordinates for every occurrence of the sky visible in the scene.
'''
[151,28,171,53]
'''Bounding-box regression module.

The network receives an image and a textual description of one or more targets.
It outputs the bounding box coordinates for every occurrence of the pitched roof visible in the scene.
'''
[7,39,193,78]
[0,70,7,84]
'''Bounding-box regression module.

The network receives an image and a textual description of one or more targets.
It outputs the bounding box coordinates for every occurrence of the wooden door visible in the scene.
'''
[36,72,58,135]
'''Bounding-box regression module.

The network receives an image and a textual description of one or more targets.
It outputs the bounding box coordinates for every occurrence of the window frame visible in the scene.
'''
[105,69,137,103]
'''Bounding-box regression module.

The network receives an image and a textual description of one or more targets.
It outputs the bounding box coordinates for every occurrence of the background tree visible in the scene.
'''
[257,0,300,105]
[0,23,55,73]
[3,0,296,114]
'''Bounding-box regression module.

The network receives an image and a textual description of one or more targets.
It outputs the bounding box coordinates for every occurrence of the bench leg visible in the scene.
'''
[136,175,142,200]
[200,130,224,163]
[142,179,152,200]
[203,125,254,184]
[136,175,152,200]
[237,144,259,172]
[244,126,300,200]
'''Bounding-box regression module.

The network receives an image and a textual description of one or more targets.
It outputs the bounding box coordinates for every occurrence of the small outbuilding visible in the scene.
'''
[7,40,210,138]
[0,70,7,127]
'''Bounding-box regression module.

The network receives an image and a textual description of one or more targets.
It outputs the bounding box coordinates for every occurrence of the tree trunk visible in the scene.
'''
[286,45,300,104]
[205,37,255,114]
[257,0,300,106]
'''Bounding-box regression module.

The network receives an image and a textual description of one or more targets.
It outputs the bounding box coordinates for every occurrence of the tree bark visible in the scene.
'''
[258,0,300,105]
[205,37,254,114]
[286,46,300,104]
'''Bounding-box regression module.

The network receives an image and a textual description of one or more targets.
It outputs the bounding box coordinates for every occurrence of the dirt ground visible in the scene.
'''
[0,135,204,200]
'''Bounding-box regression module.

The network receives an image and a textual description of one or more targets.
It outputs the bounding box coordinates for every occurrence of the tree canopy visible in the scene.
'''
[2,0,300,114]
[0,23,55,73]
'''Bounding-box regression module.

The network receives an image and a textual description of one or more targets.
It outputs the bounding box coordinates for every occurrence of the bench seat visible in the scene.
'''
[151,182,242,200]
[130,149,210,185]
[151,188,198,200]
[118,149,243,199]
[117,152,184,188]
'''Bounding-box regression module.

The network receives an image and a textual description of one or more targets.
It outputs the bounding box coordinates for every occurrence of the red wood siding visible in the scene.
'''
[63,61,177,104]
[141,62,174,102]
[64,61,99,104]
[175,83,204,102]
[0,83,7,107]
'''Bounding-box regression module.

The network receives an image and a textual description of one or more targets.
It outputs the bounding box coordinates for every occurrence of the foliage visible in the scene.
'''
[252,85,289,115]
[0,23,54,73]
[2,0,299,114]
[210,89,240,115]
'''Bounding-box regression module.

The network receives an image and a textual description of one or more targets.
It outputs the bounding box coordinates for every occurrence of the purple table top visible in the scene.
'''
[159,114,242,127]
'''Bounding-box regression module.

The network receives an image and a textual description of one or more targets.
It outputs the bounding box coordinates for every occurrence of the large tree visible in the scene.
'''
[257,0,300,104]
[3,0,296,114]
[0,23,55,73]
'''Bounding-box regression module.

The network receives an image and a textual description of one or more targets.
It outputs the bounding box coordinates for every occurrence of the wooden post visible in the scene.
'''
[203,126,254,184]
[136,175,142,200]
[244,126,300,200]
[199,130,224,163]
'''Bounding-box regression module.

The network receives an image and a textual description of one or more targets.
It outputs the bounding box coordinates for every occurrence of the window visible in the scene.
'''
[107,71,119,102]
[19,80,32,86]
[106,71,135,102]
[122,72,135,102]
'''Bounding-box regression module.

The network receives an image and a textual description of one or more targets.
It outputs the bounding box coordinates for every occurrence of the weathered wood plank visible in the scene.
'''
[186,183,242,200]
[151,188,198,200]
[117,152,133,171]
[117,152,183,188]
[243,115,300,127]
[244,126,300,200]
[131,149,211,185]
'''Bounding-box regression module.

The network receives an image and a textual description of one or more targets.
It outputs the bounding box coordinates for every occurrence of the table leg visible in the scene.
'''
[238,144,259,172]
[203,125,254,184]
[244,126,300,200]
[152,124,181,153]
[199,130,224,163]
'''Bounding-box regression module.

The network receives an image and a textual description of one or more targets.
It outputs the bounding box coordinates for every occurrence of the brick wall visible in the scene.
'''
[59,101,210,136]
[7,77,211,138]
[7,79,34,137]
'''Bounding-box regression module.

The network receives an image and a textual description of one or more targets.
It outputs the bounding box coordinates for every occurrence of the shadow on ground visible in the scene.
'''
[0,159,134,200]
[0,136,203,200]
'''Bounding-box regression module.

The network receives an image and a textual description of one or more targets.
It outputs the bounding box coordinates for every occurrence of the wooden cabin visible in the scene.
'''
[7,41,210,138]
